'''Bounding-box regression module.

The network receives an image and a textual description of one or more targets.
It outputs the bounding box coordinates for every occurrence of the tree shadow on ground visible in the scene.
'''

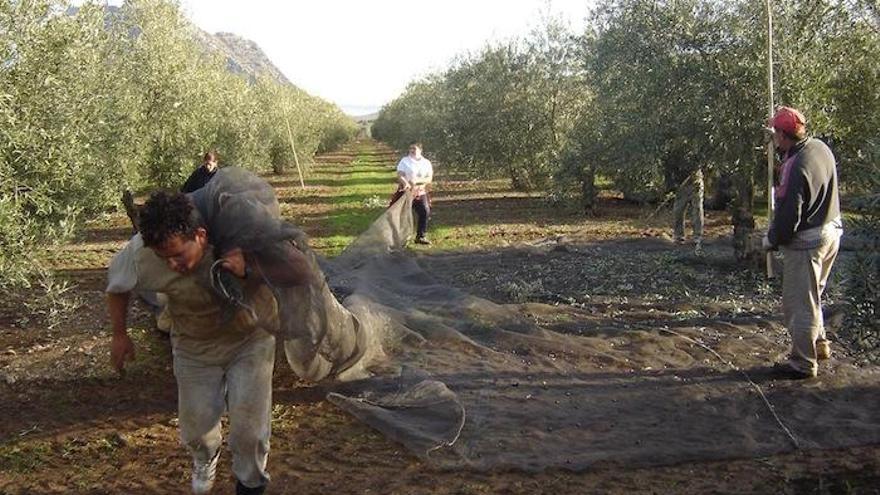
[0,370,178,441]
[53,267,111,290]
[74,226,134,244]
[305,176,392,188]
[415,237,788,333]
[431,195,648,229]
[1,349,338,443]
[279,192,387,207]
[291,207,392,237]
[264,178,326,189]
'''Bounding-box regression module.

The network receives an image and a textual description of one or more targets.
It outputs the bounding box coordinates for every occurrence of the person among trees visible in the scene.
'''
[106,190,312,495]
[762,106,843,380]
[181,150,220,193]
[396,141,434,245]
[671,166,705,254]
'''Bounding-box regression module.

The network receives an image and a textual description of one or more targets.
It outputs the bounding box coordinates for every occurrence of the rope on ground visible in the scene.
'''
[645,191,677,222]
[659,327,801,450]
[644,173,693,222]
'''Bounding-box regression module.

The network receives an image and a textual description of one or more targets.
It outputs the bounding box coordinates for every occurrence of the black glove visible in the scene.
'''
[211,262,247,323]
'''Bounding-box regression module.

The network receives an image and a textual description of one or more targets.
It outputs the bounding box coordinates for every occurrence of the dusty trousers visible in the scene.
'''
[173,333,275,489]
[672,171,704,242]
[781,235,840,375]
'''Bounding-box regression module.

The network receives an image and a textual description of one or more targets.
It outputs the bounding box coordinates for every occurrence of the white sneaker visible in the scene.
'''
[192,450,220,494]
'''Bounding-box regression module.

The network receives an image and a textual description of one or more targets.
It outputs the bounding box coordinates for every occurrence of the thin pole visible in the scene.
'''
[765,0,775,279]
[285,116,305,190]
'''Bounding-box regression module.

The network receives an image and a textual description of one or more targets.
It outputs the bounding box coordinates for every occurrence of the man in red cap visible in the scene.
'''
[762,106,843,379]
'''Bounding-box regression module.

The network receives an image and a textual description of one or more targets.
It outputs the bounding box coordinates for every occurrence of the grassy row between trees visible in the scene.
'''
[372,0,878,356]
[0,0,357,289]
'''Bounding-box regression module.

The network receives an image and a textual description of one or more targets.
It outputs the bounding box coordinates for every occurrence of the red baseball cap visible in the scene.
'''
[771,106,806,136]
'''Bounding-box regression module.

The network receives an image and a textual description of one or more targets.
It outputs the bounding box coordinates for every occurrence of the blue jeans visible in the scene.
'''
[413,194,430,239]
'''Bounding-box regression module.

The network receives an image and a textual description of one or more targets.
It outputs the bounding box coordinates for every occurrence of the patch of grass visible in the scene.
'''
[309,148,398,254]
[58,434,125,460]
[328,207,387,234]
[498,279,546,303]
[595,174,614,189]
[428,225,496,250]
[0,441,52,473]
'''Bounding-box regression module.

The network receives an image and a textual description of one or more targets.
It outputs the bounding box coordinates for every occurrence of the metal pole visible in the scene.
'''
[765,0,775,278]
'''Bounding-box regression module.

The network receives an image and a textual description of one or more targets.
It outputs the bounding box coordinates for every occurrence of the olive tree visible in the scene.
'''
[0,0,131,287]
[375,16,585,191]
[0,0,356,290]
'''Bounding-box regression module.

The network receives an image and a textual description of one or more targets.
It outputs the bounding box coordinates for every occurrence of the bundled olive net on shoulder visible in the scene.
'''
[197,168,880,470]
[193,168,371,382]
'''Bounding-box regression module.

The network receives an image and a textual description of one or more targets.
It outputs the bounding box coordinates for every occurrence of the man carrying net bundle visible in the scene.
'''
[106,168,371,494]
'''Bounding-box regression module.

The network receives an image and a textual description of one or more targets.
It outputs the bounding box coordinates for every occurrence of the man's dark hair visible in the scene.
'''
[139,191,204,247]
[786,127,807,141]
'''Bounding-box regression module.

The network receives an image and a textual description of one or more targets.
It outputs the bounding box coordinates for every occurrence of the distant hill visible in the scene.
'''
[353,112,379,123]
[73,5,294,87]
[194,30,291,86]
[72,6,335,107]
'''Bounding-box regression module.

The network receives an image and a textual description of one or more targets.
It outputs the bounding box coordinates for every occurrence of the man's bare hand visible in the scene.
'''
[111,333,135,373]
[220,247,247,278]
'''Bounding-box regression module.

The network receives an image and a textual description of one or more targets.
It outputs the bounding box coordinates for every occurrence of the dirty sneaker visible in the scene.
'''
[236,481,267,495]
[192,449,220,494]
[415,237,431,245]
[766,362,816,380]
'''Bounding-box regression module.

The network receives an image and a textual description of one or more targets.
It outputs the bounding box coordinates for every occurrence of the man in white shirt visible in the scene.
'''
[396,142,434,245]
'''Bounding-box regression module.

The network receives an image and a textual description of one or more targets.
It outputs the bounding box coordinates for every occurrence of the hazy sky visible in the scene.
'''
[178,0,593,115]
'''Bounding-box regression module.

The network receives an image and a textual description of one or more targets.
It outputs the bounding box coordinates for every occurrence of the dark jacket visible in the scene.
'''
[767,138,841,248]
[181,166,217,193]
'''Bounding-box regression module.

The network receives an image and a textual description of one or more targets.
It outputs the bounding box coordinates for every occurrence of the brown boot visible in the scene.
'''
[816,340,831,360]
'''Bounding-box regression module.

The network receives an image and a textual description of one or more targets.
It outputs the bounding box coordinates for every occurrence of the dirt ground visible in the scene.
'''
[1,140,879,494]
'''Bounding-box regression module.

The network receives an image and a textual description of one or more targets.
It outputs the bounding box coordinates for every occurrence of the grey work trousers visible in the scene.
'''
[172,334,275,489]
[672,173,704,242]
[781,236,840,375]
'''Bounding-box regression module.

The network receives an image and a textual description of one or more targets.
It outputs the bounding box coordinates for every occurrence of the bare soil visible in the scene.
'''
[1,140,878,494]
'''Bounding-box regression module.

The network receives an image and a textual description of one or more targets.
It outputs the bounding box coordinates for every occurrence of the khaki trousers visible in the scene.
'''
[672,172,704,242]
[781,236,840,375]
[173,334,275,489]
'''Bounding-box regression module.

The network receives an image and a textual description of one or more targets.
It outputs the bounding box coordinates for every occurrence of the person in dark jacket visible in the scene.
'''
[181,150,219,193]
[762,106,843,379]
